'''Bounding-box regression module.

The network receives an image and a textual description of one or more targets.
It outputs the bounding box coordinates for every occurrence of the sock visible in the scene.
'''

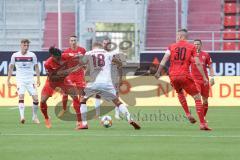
[18,100,25,119]
[177,93,190,117]
[80,102,88,125]
[118,104,131,121]
[115,107,120,117]
[95,98,101,116]
[72,97,81,122]
[203,103,208,117]
[195,99,205,124]
[40,102,49,119]
[62,94,68,111]
[32,101,39,120]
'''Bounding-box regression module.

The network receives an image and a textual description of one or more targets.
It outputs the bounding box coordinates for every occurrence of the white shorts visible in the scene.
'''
[17,82,37,96]
[84,83,116,101]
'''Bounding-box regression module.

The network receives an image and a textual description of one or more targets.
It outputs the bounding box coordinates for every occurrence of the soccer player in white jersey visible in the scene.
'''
[7,39,40,124]
[78,42,140,130]
[94,37,124,120]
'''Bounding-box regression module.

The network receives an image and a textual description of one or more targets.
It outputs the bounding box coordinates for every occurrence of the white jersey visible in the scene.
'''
[86,49,115,85]
[10,51,38,83]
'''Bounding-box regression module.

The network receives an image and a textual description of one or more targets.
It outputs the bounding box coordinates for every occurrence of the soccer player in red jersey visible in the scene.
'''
[191,39,215,120]
[155,29,211,131]
[40,47,82,129]
[58,35,86,118]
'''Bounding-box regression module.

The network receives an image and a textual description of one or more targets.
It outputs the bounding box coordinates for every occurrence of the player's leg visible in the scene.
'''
[170,78,196,124]
[17,84,26,123]
[95,94,101,118]
[40,82,53,128]
[201,82,210,118]
[202,96,208,118]
[114,91,121,120]
[18,94,25,124]
[184,77,211,130]
[31,95,40,124]
[27,83,40,124]
[57,93,68,118]
[112,98,140,130]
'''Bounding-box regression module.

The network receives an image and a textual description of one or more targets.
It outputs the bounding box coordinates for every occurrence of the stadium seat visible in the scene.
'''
[224,16,237,26]
[224,3,237,14]
[223,42,237,50]
[223,29,238,39]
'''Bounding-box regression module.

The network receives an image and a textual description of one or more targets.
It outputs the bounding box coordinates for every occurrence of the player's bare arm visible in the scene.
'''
[7,64,14,86]
[35,64,41,87]
[194,56,208,84]
[155,50,170,79]
[209,64,215,86]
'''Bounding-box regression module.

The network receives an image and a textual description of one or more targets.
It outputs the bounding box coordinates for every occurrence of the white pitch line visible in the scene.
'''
[9,107,18,110]
[0,133,240,138]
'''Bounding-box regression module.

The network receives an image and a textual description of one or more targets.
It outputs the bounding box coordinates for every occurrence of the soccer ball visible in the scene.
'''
[101,115,113,128]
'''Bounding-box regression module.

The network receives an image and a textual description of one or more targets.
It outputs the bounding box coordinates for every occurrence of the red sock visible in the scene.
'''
[73,97,82,122]
[195,99,205,124]
[62,94,68,111]
[178,93,190,117]
[40,102,49,119]
[203,103,208,117]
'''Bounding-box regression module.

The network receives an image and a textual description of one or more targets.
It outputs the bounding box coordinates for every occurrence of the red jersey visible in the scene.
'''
[191,51,212,81]
[62,46,86,77]
[44,56,68,82]
[168,40,197,77]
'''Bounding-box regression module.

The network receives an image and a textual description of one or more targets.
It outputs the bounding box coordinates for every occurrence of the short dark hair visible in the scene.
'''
[194,39,202,44]
[178,29,188,33]
[21,39,30,44]
[49,46,62,57]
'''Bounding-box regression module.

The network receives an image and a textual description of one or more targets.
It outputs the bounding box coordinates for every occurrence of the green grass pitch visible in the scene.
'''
[0,106,240,160]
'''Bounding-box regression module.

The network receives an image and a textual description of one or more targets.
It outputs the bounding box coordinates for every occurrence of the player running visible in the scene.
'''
[58,35,86,117]
[40,47,82,129]
[78,42,140,130]
[7,39,40,124]
[191,39,215,120]
[155,29,211,131]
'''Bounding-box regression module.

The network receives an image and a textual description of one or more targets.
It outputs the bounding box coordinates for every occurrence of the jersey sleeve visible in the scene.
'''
[32,53,38,65]
[191,45,197,57]
[206,53,212,66]
[10,54,15,65]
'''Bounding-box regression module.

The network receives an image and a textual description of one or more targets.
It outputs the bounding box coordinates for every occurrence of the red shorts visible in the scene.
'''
[170,75,199,96]
[194,80,209,98]
[41,80,63,97]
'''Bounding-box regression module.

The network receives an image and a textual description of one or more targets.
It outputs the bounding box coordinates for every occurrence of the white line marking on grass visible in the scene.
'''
[9,107,18,110]
[1,133,240,138]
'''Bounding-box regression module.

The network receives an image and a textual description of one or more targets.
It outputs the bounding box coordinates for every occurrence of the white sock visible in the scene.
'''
[118,104,131,121]
[80,103,88,125]
[95,98,101,116]
[32,102,38,120]
[18,103,25,120]
[115,107,120,117]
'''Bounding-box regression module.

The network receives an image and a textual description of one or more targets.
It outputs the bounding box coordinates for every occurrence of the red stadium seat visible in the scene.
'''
[224,3,237,14]
[223,42,237,50]
[224,16,237,26]
[223,29,238,39]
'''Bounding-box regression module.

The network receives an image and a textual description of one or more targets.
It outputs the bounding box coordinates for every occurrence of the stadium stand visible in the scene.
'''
[0,0,44,51]
[146,0,179,50]
[223,0,240,50]
[187,0,222,51]
[43,12,75,50]
[43,0,75,50]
